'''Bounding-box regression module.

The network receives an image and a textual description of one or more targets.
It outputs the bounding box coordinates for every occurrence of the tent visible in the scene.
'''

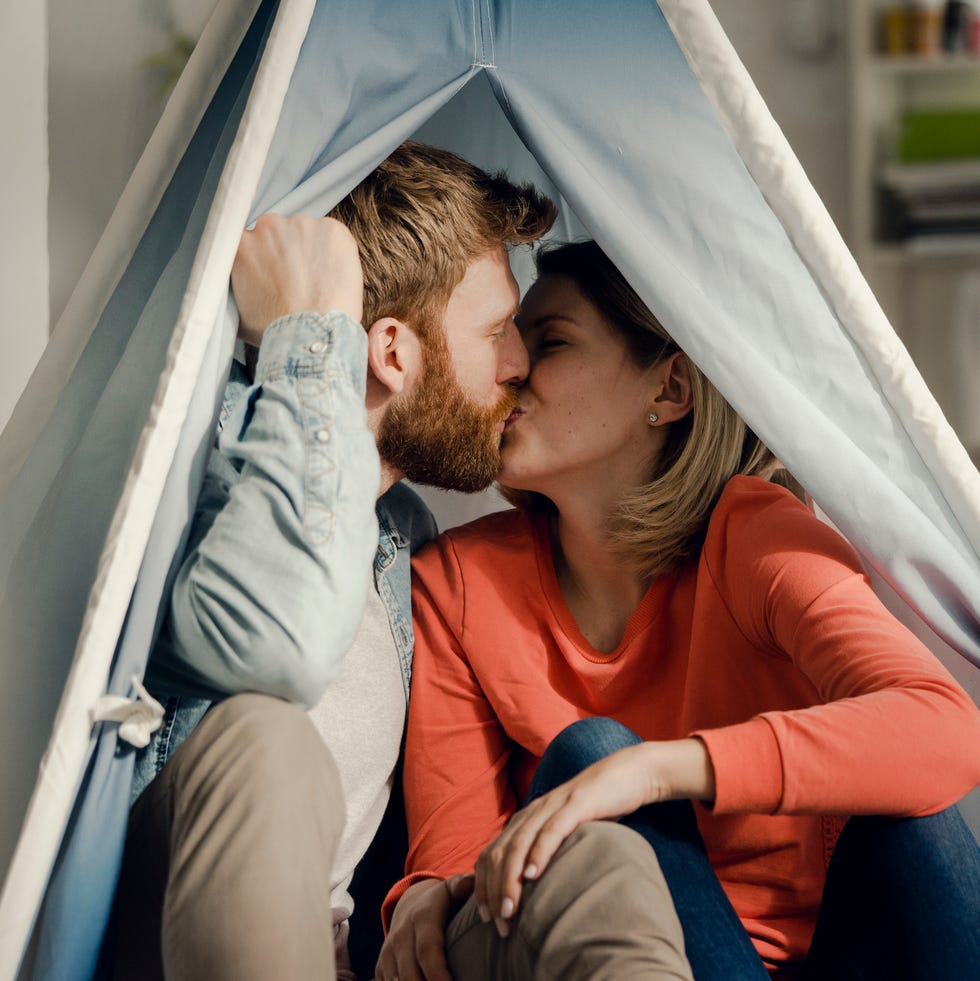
[2,0,979,976]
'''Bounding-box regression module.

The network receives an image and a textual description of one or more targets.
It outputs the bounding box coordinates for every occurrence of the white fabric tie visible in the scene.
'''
[91,676,165,748]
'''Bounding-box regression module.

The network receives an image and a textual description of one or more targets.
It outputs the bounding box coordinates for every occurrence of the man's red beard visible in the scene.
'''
[378,336,518,494]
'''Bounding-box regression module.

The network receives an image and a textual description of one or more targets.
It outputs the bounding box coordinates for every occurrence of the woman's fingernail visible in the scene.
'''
[478,904,491,923]
[495,916,510,938]
[524,863,538,879]
[501,897,515,919]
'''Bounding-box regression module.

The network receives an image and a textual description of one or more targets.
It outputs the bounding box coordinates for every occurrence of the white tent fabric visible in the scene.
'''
[1,0,979,976]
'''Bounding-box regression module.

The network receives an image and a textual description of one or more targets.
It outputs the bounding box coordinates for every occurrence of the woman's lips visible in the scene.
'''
[503,407,525,430]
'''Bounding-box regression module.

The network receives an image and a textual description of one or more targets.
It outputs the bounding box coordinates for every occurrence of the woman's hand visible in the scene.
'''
[375,874,474,981]
[474,738,715,936]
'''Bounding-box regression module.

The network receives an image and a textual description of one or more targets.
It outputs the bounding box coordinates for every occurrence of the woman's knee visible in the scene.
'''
[546,717,641,767]
[529,718,642,801]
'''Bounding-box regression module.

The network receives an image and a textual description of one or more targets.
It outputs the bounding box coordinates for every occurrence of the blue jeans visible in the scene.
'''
[527,718,980,980]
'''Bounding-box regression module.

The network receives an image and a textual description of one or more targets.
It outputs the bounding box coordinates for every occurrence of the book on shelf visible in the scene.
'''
[902,233,980,255]
[877,158,980,244]
[878,159,980,195]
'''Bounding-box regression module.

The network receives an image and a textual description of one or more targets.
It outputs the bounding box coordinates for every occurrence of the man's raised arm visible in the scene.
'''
[149,216,380,705]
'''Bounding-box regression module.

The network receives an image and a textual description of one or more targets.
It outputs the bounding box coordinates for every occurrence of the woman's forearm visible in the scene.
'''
[637,737,717,805]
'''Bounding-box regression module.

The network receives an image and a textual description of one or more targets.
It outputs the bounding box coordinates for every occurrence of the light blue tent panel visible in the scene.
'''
[1,1,978,977]
[13,10,284,976]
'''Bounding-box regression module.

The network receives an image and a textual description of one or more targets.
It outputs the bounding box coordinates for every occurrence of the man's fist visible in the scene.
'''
[232,214,364,347]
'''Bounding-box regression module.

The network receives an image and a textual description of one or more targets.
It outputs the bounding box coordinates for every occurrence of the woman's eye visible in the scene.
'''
[539,337,565,350]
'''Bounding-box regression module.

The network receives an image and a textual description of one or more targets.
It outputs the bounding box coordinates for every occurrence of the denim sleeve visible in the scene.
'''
[153,311,381,707]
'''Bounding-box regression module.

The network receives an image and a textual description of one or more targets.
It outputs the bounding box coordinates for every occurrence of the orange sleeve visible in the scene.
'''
[381,533,518,930]
[695,481,980,817]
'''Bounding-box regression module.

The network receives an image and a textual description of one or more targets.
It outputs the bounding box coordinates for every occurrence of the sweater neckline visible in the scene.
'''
[530,512,672,664]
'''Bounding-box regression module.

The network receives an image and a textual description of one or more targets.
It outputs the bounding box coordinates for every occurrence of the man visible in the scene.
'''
[113,141,555,980]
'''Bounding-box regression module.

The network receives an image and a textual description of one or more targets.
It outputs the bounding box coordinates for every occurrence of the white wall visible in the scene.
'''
[47,0,211,329]
[0,5,49,434]
[1,1,203,436]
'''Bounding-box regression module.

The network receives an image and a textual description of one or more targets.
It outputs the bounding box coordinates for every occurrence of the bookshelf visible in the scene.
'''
[847,2,980,457]
[848,4,980,268]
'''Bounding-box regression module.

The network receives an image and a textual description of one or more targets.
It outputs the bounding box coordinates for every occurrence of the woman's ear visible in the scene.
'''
[365,317,422,397]
[650,351,694,424]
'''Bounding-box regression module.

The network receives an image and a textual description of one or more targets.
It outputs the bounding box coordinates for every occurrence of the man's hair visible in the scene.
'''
[329,141,556,338]
[505,240,783,577]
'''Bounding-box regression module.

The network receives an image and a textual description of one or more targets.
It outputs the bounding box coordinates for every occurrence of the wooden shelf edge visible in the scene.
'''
[868,54,980,74]
[863,241,980,264]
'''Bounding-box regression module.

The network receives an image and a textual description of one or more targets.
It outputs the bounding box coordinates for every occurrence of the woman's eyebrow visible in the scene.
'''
[526,313,578,330]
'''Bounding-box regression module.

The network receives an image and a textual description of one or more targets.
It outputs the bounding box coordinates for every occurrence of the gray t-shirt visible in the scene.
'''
[306,584,404,971]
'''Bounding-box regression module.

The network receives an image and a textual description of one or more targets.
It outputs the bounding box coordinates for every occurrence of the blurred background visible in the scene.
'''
[3,0,980,462]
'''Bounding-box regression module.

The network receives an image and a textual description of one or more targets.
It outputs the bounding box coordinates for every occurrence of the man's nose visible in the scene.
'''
[498,318,530,386]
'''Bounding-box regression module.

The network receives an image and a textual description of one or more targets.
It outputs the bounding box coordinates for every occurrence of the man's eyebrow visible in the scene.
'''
[488,304,520,329]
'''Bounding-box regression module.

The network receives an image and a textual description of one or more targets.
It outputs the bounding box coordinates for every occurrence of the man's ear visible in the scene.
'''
[365,317,422,397]
[650,351,694,424]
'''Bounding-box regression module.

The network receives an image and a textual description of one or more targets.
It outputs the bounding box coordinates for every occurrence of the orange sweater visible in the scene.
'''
[386,477,980,969]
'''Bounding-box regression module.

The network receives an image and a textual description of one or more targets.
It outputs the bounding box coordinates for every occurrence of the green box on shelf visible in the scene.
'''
[898,107,980,162]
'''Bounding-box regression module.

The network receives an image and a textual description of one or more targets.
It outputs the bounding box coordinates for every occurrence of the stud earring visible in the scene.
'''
[647,412,659,425]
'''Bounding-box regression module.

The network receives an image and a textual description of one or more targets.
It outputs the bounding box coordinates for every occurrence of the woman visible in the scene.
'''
[377,241,980,980]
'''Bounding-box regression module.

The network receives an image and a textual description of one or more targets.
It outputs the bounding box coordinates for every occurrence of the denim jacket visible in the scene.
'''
[133,311,436,800]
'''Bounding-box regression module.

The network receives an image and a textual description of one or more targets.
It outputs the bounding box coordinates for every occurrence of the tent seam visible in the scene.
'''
[471,0,496,69]
[470,0,478,64]
[485,0,496,66]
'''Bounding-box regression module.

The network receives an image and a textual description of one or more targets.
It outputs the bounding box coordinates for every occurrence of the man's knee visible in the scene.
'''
[521,821,672,930]
[523,822,689,978]
[198,692,316,748]
[179,692,325,768]
[448,822,691,981]
[168,693,343,824]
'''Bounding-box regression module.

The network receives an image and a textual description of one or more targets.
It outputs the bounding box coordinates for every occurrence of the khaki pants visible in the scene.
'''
[114,693,344,981]
[446,822,693,981]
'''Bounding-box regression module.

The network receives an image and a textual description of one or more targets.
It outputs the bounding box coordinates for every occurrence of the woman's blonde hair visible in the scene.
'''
[329,141,556,340]
[506,240,783,578]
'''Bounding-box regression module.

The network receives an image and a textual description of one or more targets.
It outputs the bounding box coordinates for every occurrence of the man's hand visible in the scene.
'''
[375,874,474,981]
[231,214,364,347]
